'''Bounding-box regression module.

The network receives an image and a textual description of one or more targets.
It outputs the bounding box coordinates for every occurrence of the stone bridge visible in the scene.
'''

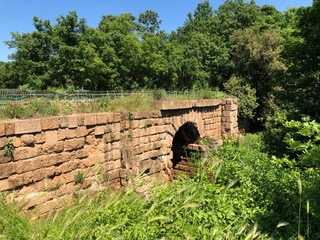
[0,98,237,215]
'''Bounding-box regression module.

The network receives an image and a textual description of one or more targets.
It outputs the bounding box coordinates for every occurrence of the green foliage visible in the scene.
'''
[265,114,320,168]
[281,1,320,120]
[151,88,167,100]
[283,117,320,168]
[74,172,85,184]
[223,75,258,119]
[3,139,14,160]
[0,194,31,240]
[230,27,285,127]
[1,0,320,130]
[1,133,320,239]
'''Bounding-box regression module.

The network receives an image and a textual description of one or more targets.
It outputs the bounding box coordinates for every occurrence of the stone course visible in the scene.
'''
[0,98,237,215]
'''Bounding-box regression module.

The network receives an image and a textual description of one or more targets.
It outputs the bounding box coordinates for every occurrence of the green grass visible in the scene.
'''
[2,133,319,239]
[0,89,230,120]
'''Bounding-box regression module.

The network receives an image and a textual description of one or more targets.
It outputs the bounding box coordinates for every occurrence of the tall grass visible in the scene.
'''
[0,194,31,240]
[1,134,319,239]
[0,89,229,120]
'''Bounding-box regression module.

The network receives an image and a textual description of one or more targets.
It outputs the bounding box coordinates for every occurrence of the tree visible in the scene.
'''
[230,27,286,128]
[175,0,231,89]
[138,10,162,35]
[5,11,107,90]
[98,13,141,90]
[283,1,320,119]
[0,62,21,88]
[215,0,259,42]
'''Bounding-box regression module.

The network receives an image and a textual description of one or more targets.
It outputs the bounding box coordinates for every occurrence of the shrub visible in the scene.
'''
[223,75,258,119]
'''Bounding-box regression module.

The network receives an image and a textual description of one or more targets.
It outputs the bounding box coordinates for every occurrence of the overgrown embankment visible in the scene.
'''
[1,134,319,239]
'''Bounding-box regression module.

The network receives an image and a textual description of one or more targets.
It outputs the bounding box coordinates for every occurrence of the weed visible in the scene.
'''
[74,172,85,184]
[3,139,15,160]
[0,90,228,120]
[127,112,133,121]
[47,183,61,192]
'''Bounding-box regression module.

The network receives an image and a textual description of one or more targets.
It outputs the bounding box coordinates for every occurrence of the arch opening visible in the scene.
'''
[171,121,200,168]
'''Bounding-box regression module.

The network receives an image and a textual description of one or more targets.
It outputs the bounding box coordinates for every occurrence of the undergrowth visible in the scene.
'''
[1,134,319,239]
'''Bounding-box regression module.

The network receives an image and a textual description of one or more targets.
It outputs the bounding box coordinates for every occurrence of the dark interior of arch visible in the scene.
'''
[171,121,200,168]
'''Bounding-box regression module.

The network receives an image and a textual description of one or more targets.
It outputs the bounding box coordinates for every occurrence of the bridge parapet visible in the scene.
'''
[0,98,237,215]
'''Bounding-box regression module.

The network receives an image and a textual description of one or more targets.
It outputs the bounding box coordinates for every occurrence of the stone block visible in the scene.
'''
[96,113,109,124]
[43,141,64,153]
[225,103,238,111]
[14,147,41,161]
[84,114,97,126]
[5,122,15,136]
[194,99,221,107]
[154,100,195,110]
[77,114,85,126]
[34,132,46,143]
[33,167,56,182]
[59,160,80,174]
[8,172,33,189]
[59,116,68,128]
[0,122,5,137]
[0,154,11,164]
[94,125,105,136]
[112,113,122,123]
[0,162,16,179]
[104,152,112,161]
[57,129,66,140]
[65,129,76,139]
[64,138,85,151]
[112,150,121,160]
[0,136,8,148]
[21,134,35,146]
[41,117,59,130]
[103,169,120,181]
[75,149,89,159]
[16,154,59,174]
[0,179,9,190]
[75,126,87,137]
[16,159,35,174]
[223,110,236,117]
[61,171,78,184]
[68,115,78,128]
[102,160,121,172]
[39,198,58,215]
[58,152,72,163]
[225,98,237,105]
[15,119,41,134]
[12,136,22,148]
[104,132,119,143]
[45,130,58,143]
[79,155,100,169]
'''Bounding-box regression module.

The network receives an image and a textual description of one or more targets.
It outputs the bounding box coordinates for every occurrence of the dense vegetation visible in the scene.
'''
[1,0,320,239]
[1,134,320,239]
[1,0,320,128]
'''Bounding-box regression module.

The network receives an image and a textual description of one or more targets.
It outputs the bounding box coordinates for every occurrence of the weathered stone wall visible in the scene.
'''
[0,98,237,215]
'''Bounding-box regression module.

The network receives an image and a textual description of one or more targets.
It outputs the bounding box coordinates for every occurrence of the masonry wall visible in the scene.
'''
[0,98,237,215]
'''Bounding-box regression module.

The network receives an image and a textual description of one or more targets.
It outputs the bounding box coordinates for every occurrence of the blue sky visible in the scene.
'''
[0,0,313,62]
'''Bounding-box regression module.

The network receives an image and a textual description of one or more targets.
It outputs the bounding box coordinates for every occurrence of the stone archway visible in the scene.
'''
[171,121,200,168]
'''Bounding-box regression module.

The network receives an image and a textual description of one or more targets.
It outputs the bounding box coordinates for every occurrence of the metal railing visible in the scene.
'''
[0,89,181,104]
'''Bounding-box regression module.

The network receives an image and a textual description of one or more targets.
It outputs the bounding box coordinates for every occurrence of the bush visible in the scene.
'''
[223,75,258,119]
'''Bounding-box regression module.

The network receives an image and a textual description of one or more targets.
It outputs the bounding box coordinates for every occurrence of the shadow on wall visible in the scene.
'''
[171,121,200,168]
